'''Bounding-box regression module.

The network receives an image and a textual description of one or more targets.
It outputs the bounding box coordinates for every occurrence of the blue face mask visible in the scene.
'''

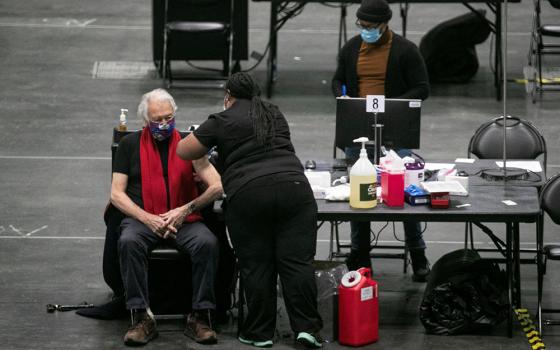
[361,28,382,43]
[149,118,175,141]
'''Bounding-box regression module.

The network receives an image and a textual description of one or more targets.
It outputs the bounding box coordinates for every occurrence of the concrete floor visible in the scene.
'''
[1,0,560,349]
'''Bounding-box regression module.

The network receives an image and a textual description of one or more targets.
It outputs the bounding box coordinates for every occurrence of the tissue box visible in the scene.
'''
[305,171,331,199]
[305,171,331,188]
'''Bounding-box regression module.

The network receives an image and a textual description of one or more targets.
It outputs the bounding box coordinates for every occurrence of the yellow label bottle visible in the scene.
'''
[349,137,377,209]
[350,175,377,208]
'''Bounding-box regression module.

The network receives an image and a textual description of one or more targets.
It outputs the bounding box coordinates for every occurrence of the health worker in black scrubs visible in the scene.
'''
[176,72,323,348]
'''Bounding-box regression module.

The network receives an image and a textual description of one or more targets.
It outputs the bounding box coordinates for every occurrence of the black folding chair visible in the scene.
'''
[537,173,560,332]
[465,116,547,257]
[161,0,234,87]
[527,0,560,102]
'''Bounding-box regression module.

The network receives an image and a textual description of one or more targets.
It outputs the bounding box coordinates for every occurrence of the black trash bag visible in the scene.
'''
[419,10,491,83]
[419,249,508,335]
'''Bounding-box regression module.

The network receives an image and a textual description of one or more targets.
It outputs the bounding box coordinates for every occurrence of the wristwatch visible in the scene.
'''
[187,202,196,215]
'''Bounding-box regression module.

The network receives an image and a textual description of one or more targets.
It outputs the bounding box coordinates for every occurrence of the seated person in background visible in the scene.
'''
[110,88,223,346]
[332,0,431,282]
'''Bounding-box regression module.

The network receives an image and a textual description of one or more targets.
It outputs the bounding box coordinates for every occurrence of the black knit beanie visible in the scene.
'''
[356,0,392,23]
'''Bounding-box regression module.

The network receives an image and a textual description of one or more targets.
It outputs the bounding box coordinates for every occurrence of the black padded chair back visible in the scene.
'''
[166,0,227,22]
[541,173,560,225]
[161,0,234,84]
[184,0,220,5]
[468,116,547,172]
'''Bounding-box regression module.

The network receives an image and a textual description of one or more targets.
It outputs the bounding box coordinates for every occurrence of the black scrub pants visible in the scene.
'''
[226,174,323,341]
[118,217,219,311]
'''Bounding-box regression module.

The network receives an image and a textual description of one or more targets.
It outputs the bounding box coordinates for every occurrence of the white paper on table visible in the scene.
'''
[424,163,456,171]
[455,158,475,164]
[495,161,542,173]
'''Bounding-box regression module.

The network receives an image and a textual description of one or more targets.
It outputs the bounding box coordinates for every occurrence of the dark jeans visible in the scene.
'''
[345,147,426,253]
[118,217,219,311]
[226,174,323,341]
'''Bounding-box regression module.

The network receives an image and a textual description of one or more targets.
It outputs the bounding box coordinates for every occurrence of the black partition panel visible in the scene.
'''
[152,0,248,67]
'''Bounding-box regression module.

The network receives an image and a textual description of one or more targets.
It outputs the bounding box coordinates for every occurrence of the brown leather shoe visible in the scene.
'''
[184,310,218,344]
[123,311,158,346]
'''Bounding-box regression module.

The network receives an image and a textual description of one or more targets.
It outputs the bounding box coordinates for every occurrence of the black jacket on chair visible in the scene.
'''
[331,32,430,100]
[419,10,491,83]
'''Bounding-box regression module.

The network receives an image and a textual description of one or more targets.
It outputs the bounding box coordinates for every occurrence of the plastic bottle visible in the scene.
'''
[349,137,377,209]
[117,108,128,131]
[381,150,406,207]
[338,267,379,346]
[404,161,425,188]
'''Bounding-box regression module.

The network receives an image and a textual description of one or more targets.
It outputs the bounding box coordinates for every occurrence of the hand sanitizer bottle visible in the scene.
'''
[118,109,128,131]
[349,137,377,209]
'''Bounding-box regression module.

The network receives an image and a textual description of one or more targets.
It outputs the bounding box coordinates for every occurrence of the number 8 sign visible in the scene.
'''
[366,95,385,113]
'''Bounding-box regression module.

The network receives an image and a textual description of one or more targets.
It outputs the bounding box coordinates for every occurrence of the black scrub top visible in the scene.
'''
[194,98,307,200]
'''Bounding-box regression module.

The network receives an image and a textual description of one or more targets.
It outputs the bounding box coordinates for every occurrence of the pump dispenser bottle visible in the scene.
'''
[349,137,377,209]
[118,109,128,131]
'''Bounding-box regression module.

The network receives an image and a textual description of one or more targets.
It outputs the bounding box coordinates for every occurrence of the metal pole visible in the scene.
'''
[373,112,379,165]
[502,0,508,179]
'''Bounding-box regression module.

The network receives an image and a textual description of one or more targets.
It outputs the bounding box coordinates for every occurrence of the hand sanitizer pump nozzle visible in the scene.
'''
[349,137,378,209]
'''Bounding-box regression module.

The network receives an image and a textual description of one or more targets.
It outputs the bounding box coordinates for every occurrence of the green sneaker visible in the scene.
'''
[238,336,273,348]
[296,332,323,348]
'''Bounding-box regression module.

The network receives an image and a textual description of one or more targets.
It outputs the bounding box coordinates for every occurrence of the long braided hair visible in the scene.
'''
[226,72,276,146]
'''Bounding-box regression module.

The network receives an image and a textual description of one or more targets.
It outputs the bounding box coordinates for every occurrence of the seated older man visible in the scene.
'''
[110,88,223,346]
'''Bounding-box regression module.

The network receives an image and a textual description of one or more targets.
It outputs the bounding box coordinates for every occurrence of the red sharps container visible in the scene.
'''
[381,168,405,207]
[338,267,379,346]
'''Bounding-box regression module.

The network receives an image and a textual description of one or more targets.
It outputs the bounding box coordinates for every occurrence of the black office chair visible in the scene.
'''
[527,0,560,102]
[161,0,234,87]
[465,116,547,250]
[537,173,560,332]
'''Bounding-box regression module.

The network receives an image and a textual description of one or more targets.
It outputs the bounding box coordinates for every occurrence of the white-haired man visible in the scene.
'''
[111,88,223,346]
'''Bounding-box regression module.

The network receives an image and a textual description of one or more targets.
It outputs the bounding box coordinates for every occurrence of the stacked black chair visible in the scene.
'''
[527,0,560,102]
[161,0,234,87]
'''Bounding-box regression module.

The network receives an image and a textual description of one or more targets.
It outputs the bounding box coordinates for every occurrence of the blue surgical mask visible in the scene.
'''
[361,28,382,44]
[149,118,175,141]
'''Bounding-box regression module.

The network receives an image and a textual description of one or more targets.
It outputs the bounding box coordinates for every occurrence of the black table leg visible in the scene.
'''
[513,222,521,308]
[506,221,513,337]
[495,0,503,101]
[266,0,279,98]
[536,212,544,332]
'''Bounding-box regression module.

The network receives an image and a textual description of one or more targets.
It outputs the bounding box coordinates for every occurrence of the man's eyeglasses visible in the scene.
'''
[355,20,382,30]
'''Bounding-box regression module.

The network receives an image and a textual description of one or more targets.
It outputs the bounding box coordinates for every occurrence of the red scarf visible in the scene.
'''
[140,128,202,223]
